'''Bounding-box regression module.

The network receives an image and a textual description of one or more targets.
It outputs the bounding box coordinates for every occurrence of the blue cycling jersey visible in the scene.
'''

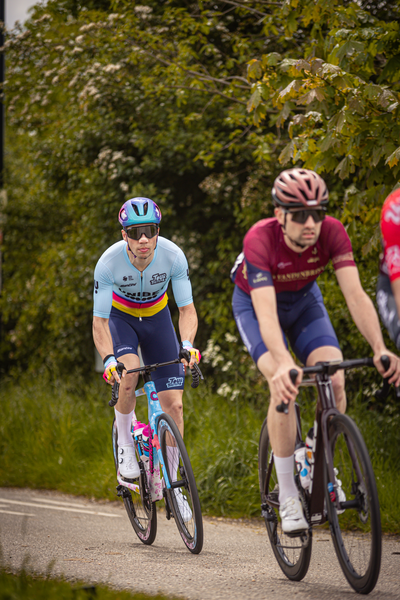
[93,237,193,319]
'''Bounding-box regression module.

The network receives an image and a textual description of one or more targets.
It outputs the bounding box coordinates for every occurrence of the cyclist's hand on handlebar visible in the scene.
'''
[271,360,302,406]
[179,341,201,368]
[103,354,122,386]
[374,350,400,386]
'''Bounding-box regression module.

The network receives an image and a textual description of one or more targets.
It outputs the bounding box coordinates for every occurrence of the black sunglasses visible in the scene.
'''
[286,209,326,224]
[125,224,159,240]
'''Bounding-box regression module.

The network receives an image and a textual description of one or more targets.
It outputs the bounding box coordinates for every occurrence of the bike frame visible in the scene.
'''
[114,359,185,498]
[270,357,382,525]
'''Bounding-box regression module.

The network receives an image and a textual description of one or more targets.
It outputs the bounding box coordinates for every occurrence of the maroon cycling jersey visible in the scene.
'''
[380,190,400,282]
[232,216,355,294]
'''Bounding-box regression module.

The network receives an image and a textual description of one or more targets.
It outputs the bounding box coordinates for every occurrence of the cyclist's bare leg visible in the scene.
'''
[158,389,184,436]
[257,351,296,458]
[306,346,346,413]
[114,353,140,414]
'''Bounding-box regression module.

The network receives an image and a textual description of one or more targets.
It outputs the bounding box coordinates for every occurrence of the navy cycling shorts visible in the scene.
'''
[109,305,185,392]
[232,281,340,365]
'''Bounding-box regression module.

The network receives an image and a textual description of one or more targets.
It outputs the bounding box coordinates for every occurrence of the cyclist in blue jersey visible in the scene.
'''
[93,197,200,482]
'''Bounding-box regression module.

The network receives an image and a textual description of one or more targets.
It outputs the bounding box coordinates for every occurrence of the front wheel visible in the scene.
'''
[112,418,157,545]
[157,413,203,554]
[258,417,312,581]
[325,414,381,594]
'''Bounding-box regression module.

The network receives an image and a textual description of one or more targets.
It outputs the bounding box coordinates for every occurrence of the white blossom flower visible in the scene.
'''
[71,47,83,55]
[79,23,97,32]
[225,332,238,343]
[103,63,122,73]
[230,389,240,401]
[134,6,153,13]
[120,182,129,192]
[221,361,232,372]
[75,35,85,44]
[202,339,222,366]
[217,383,231,397]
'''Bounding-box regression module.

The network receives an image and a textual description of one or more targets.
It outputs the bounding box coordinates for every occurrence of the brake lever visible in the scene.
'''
[374,355,393,402]
[109,362,125,407]
[190,362,204,389]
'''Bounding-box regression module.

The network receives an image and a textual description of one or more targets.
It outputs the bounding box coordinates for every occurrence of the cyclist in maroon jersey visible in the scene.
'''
[231,168,400,535]
[376,188,400,349]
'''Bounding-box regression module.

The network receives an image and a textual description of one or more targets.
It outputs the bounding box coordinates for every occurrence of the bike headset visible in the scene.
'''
[119,197,162,258]
[272,168,329,250]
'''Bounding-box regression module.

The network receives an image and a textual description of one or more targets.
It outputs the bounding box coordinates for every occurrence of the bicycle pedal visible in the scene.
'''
[116,484,130,498]
[261,504,275,521]
[163,488,173,520]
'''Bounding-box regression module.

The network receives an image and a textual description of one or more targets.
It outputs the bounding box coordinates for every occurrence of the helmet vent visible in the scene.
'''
[131,203,140,216]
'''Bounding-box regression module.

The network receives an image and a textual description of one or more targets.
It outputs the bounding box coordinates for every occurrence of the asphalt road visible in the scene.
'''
[0,488,399,599]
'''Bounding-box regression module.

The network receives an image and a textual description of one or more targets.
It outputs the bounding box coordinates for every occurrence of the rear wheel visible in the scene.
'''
[158,413,203,554]
[258,417,312,581]
[112,418,157,545]
[325,414,381,594]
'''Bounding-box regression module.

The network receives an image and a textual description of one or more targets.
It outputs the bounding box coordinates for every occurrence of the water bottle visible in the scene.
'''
[306,427,314,466]
[294,442,311,490]
[133,422,150,462]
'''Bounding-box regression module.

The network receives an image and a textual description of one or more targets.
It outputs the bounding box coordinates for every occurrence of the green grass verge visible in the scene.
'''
[0,565,183,600]
[0,375,399,533]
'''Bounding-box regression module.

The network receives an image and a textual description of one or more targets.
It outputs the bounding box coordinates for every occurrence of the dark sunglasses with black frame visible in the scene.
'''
[284,208,326,224]
[125,224,159,240]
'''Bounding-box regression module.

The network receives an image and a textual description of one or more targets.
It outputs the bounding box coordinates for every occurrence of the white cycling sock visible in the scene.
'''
[274,455,298,506]
[115,408,135,447]
[166,446,179,482]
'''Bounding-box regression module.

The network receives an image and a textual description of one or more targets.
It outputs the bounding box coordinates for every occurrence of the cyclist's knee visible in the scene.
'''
[122,371,139,396]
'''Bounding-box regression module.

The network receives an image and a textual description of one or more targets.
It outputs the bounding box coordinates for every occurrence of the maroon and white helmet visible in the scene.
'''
[272,168,329,208]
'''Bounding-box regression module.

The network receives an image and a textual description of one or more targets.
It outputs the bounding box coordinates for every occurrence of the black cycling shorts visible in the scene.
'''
[376,273,400,349]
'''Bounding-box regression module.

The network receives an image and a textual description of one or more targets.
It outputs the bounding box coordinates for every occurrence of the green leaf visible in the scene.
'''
[385,146,400,168]
[247,59,263,81]
[378,54,400,84]
[279,139,297,165]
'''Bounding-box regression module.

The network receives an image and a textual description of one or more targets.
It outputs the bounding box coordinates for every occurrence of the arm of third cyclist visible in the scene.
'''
[336,266,400,386]
[250,286,302,405]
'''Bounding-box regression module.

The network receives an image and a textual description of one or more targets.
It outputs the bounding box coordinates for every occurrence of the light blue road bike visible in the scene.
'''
[111,351,204,554]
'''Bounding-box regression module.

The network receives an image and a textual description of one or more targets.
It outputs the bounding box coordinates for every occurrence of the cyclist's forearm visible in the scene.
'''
[178,303,198,345]
[92,316,115,360]
[392,278,400,320]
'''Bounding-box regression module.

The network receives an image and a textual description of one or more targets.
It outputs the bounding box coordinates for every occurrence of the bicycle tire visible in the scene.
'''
[112,418,157,545]
[258,417,312,581]
[157,413,203,554]
[324,414,381,594]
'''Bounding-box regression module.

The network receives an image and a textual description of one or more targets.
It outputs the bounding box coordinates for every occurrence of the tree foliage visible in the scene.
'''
[1,0,399,386]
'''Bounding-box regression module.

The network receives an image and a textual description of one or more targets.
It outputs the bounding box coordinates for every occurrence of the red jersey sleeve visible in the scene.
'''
[322,217,355,270]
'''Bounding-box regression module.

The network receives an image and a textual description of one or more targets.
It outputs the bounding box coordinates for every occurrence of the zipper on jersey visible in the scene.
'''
[139,272,143,321]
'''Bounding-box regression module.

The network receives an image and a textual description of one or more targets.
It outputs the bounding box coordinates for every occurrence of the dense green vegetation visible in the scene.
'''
[1,375,399,533]
[2,0,400,388]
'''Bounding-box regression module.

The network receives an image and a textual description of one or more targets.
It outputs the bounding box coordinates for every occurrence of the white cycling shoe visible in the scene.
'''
[334,468,346,514]
[280,496,308,535]
[118,444,140,479]
[174,489,192,523]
